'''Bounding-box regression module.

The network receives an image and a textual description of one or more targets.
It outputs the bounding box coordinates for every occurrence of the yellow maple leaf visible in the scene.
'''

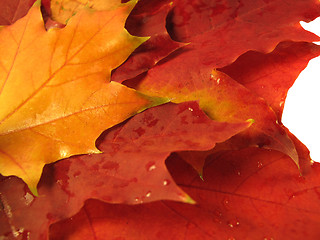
[0,0,165,195]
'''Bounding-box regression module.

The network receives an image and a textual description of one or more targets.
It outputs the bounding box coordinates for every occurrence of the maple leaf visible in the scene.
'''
[178,41,320,175]
[125,0,320,169]
[111,0,187,83]
[129,63,299,168]
[168,0,320,67]
[0,0,164,195]
[0,0,35,25]
[0,102,251,239]
[220,41,320,120]
[49,148,320,240]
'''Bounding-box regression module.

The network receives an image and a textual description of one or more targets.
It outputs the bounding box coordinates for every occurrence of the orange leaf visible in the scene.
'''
[0,0,165,195]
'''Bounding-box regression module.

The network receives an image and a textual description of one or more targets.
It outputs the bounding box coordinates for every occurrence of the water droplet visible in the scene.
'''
[134,197,143,203]
[146,191,151,198]
[149,165,156,171]
[216,78,221,84]
[257,161,263,168]
[73,171,81,178]
[227,219,240,228]
[188,107,194,112]
[163,179,170,186]
[59,147,69,158]
[210,74,214,79]
[222,197,231,210]
[279,100,285,107]
[237,171,241,176]
[288,194,295,200]
[145,161,156,172]
[24,192,34,206]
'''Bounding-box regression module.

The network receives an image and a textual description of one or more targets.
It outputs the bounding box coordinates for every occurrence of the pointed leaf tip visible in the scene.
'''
[0,0,163,195]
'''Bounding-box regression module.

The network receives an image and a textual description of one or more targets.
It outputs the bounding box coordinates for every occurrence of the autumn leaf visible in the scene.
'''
[0,0,35,25]
[0,102,251,239]
[49,148,320,240]
[129,63,299,168]
[169,0,320,66]
[1,0,320,239]
[0,0,164,195]
[220,41,320,120]
[111,0,187,82]
[177,41,320,175]
[125,0,320,169]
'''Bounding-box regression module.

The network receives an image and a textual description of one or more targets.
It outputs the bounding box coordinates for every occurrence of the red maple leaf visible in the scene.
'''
[49,148,320,240]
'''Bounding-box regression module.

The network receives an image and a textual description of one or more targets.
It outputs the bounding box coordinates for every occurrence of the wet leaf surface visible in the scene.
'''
[49,148,320,240]
[220,41,320,119]
[1,0,320,238]
[0,102,250,239]
[0,1,157,193]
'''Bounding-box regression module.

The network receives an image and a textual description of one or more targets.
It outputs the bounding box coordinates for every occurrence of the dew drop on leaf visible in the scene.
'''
[24,192,34,206]
[222,197,230,210]
[227,219,240,228]
[163,179,170,186]
[145,161,156,171]
[146,191,152,198]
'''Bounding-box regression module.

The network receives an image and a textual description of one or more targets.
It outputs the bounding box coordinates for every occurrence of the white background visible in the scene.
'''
[282,18,320,163]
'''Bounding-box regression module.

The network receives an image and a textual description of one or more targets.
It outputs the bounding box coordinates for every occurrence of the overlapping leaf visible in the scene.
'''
[220,41,320,120]
[49,148,320,240]
[1,0,320,239]
[178,41,320,174]
[111,0,186,82]
[0,102,251,239]
[129,63,299,168]
[0,0,35,25]
[168,0,320,67]
[0,0,161,194]
[124,0,320,170]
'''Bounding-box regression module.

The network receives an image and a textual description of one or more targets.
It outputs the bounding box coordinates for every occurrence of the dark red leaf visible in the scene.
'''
[49,148,320,240]
[111,0,186,82]
[220,41,320,119]
[0,0,35,25]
